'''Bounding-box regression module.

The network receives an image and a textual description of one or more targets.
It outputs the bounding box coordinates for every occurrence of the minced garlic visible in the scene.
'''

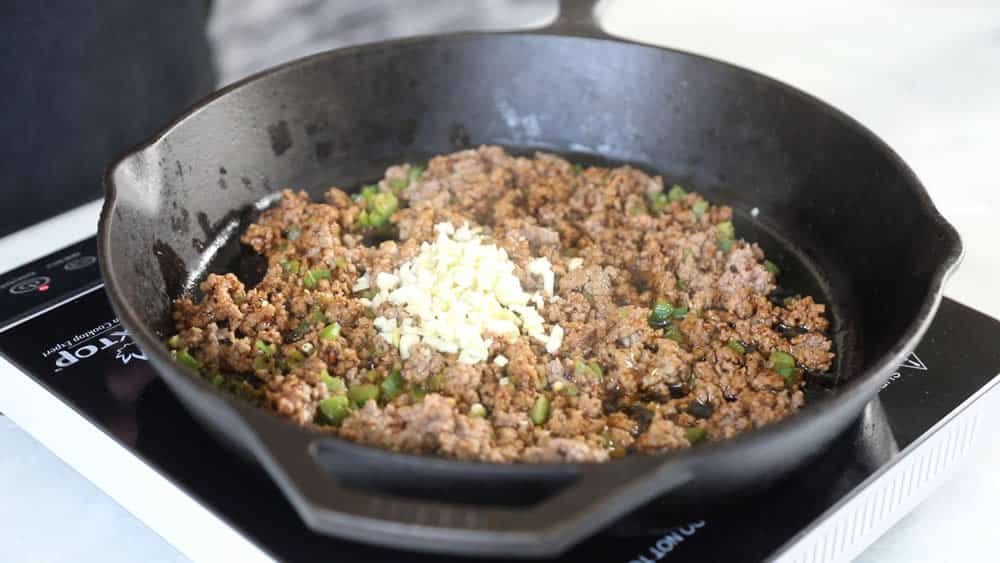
[368,222,562,364]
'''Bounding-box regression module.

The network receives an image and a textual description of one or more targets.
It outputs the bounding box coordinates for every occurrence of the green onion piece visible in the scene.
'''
[358,185,378,203]
[389,178,407,193]
[174,348,199,370]
[408,165,424,185]
[672,306,689,319]
[334,256,348,270]
[649,299,674,327]
[348,383,380,407]
[303,268,331,289]
[285,225,301,241]
[727,340,746,354]
[321,372,347,394]
[664,324,684,343]
[777,366,803,388]
[469,403,487,417]
[319,322,341,341]
[427,373,445,391]
[692,200,709,218]
[289,321,311,341]
[571,163,583,176]
[367,192,399,227]
[587,361,604,379]
[530,395,550,425]
[769,351,796,370]
[408,385,427,402]
[255,339,276,356]
[717,221,735,240]
[356,210,371,229]
[281,259,301,274]
[380,370,405,401]
[210,372,225,386]
[628,204,647,216]
[252,356,270,371]
[286,349,304,367]
[167,334,181,349]
[685,427,707,445]
[717,237,734,253]
[318,395,351,425]
[561,383,580,396]
[667,184,687,203]
[645,192,669,214]
[310,309,327,324]
[764,260,780,276]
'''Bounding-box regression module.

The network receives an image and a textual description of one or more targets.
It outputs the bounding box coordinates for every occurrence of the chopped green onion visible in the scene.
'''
[389,178,407,192]
[664,324,684,343]
[717,221,735,240]
[645,192,669,214]
[173,348,199,370]
[285,349,304,368]
[764,260,780,276]
[318,395,351,425]
[649,299,674,327]
[380,370,405,401]
[254,339,276,356]
[321,371,347,394]
[427,373,445,391]
[285,225,301,241]
[588,361,604,379]
[717,237,733,252]
[334,256,348,270]
[319,322,341,341]
[628,203,647,216]
[357,185,378,203]
[310,309,327,324]
[367,192,399,227]
[469,403,487,417]
[303,268,331,289]
[281,259,301,274]
[167,334,181,349]
[289,320,311,341]
[348,383,380,407]
[672,306,688,319]
[252,355,271,371]
[692,200,709,218]
[727,340,746,354]
[777,366,803,388]
[571,163,583,176]
[356,210,371,228]
[769,351,796,370]
[667,184,687,203]
[408,385,427,402]
[560,383,580,396]
[685,427,707,445]
[530,395,550,425]
[408,165,424,185]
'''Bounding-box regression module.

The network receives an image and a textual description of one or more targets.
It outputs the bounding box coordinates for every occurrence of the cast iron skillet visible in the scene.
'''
[98,0,962,557]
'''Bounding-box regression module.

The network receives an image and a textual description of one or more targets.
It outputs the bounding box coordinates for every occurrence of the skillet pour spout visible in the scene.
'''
[98,0,961,556]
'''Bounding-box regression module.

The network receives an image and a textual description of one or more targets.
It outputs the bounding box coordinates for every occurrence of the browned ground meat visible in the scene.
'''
[168,146,834,463]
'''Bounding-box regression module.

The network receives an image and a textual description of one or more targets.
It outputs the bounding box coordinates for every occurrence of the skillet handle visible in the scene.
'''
[242,408,692,558]
[541,0,608,37]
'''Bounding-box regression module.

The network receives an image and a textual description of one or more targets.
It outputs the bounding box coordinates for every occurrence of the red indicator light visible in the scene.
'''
[38,285,49,292]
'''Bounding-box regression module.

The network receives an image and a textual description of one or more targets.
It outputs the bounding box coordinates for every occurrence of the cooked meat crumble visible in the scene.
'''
[168,146,834,463]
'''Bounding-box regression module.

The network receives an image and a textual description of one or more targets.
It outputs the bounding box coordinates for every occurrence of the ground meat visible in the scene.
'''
[168,146,835,463]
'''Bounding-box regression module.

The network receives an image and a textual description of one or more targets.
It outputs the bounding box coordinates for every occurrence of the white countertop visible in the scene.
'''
[1,1,998,561]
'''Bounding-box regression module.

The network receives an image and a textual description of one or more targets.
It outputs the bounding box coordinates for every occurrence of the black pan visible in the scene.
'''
[97,1,962,557]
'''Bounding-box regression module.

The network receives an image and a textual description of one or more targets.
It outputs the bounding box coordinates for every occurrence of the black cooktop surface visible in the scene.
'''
[1,237,998,562]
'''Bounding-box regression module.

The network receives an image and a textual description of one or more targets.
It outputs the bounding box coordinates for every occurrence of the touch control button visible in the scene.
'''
[9,276,51,295]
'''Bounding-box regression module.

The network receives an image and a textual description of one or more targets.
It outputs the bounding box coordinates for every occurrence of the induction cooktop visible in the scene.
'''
[0,237,997,562]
